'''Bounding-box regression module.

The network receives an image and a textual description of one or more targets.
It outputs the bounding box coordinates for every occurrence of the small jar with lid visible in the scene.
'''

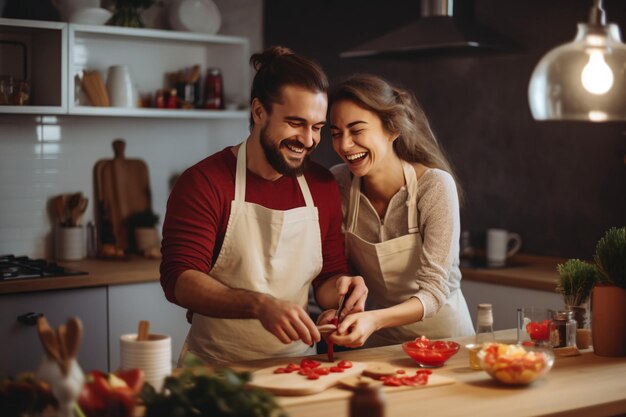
[350,381,385,417]
[550,310,577,348]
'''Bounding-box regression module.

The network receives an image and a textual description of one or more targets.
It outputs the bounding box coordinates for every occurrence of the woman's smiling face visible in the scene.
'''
[330,99,397,178]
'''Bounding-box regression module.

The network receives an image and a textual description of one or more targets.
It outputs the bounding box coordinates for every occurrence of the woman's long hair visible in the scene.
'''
[329,74,463,202]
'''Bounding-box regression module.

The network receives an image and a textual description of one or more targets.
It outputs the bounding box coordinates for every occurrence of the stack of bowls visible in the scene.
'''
[120,333,172,390]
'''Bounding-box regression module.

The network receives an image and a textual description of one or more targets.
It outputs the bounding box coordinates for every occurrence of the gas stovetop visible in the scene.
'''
[0,255,88,281]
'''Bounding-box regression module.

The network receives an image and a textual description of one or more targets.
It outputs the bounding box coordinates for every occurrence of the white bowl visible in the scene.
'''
[69,7,112,25]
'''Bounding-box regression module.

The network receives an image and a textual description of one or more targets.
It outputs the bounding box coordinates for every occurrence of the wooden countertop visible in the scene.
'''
[460,253,566,292]
[0,257,161,294]
[0,253,564,295]
[234,329,626,417]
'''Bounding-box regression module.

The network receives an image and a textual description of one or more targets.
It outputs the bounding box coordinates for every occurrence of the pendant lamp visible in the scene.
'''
[528,0,626,121]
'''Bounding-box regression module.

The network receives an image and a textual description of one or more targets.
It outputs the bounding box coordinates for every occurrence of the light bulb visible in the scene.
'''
[581,50,614,94]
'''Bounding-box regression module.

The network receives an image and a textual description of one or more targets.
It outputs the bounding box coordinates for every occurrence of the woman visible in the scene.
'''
[320,74,474,348]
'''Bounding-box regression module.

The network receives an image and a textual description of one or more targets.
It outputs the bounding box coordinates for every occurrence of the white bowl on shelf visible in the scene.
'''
[168,0,221,34]
[69,7,112,25]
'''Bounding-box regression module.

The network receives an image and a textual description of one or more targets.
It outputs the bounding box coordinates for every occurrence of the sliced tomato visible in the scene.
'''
[396,369,406,374]
[329,366,344,373]
[314,367,330,375]
[300,359,321,369]
[307,374,320,380]
[274,367,287,374]
[382,377,403,387]
[338,360,353,369]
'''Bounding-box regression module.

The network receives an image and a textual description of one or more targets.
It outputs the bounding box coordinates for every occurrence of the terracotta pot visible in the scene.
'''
[591,284,626,357]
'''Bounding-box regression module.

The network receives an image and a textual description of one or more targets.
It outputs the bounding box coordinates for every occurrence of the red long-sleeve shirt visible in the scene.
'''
[160,147,349,304]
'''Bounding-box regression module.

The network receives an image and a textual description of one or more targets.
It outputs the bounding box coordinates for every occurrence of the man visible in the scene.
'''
[160,46,367,364]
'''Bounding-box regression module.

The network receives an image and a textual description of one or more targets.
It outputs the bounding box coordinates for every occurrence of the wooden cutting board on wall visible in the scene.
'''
[94,139,152,253]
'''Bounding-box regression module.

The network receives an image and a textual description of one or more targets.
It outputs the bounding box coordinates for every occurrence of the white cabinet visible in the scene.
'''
[0,287,108,377]
[461,280,563,331]
[0,18,249,120]
[107,282,189,371]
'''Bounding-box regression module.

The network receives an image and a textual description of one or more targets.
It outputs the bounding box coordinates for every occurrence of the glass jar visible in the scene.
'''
[550,310,577,348]
[467,303,496,370]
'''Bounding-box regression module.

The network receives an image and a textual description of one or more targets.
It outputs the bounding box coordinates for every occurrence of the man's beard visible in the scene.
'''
[260,125,315,177]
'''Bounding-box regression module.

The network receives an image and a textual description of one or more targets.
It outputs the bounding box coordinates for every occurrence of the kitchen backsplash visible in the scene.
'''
[0,114,248,258]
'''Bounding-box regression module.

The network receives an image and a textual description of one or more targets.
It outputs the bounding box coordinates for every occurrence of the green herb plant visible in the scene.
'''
[556,259,597,306]
[140,353,288,417]
[594,226,626,289]
[107,0,157,28]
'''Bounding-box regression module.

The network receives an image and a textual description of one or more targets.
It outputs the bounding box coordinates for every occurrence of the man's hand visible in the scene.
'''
[335,275,368,320]
[328,311,379,348]
[257,295,321,346]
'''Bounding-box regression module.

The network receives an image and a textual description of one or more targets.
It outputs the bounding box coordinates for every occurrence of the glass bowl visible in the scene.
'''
[402,337,460,368]
[478,343,555,385]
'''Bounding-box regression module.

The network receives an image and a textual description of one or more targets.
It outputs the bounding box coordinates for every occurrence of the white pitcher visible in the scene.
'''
[51,0,101,22]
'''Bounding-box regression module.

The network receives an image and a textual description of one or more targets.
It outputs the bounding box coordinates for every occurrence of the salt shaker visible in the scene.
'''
[550,310,577,348]
[350,381,385,417]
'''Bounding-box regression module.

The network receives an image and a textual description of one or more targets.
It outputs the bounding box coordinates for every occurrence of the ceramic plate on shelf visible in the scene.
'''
[169,0,222,34]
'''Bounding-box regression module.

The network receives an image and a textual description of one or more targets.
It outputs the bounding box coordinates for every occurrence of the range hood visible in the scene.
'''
[340,0,517,58]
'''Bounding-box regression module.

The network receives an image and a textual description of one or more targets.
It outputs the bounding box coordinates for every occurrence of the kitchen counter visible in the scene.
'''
[0,257,161,294]
[0,253,563,295]
[234,329,626,417]
[460,253,566,292]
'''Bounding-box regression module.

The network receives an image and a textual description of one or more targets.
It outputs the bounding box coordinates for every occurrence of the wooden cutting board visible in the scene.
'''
[247,360,455,403]
[247,361,369,396]
[94,139,152,253]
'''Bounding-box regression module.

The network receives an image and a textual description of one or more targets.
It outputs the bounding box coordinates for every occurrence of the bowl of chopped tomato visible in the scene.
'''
[402,337,460,368]
[478,343,554,385]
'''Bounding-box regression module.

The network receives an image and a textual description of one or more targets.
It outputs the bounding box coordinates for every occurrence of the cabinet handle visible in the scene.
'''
[17,312,43,326]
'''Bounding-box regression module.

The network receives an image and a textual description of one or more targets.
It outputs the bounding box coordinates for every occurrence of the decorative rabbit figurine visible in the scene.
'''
[36,317,85,417]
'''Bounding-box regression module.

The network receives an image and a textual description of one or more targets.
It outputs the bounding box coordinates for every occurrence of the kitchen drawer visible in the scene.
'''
[107,281,189,371]
[0,286,108,377]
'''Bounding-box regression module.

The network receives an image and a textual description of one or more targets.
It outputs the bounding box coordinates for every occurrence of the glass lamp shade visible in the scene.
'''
[528,23,626,121]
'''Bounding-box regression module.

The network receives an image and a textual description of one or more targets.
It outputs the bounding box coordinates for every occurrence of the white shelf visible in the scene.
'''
[69,106,248,119]
[0,20,250,120]
[0,18,67,112]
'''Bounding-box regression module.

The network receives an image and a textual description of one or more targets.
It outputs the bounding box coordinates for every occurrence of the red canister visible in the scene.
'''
[203,68,224,109]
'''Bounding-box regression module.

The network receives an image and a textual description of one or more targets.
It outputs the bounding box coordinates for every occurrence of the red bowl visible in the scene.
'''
[402,339,460,368]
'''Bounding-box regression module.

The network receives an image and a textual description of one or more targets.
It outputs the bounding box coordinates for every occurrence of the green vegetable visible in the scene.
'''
[556,259,597,306]
[594,227,626,289]
[141,354,288,417]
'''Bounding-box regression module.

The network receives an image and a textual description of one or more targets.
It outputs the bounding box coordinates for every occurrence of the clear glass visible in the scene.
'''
[517,307,551,347]
[528,23,626,121]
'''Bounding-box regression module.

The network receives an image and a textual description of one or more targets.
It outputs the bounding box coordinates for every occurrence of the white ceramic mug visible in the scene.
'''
[106,65,137,108]
[120,333,172,390]
[486,228,522,267]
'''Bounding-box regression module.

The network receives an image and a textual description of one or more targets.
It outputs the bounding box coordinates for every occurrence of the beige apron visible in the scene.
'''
[345,161,474,347]
[181,139,321,364]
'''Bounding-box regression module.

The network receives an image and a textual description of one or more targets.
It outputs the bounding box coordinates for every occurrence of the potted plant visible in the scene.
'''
[556,259,597,349]
[107,0,156,28]
[591,226,626,357]
[127,209,160,257]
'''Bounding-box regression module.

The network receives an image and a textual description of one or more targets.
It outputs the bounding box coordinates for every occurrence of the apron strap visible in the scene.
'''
[402,161,419,234]
[235,138,314,207]
[297,175,315,208]
[234,140,247,202]
[346,173,361,234]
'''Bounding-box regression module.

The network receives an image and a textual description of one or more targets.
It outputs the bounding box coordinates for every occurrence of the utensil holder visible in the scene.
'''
[56,226,86,261]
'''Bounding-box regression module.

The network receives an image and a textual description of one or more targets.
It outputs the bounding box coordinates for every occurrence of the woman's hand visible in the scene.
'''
[335,275,368,319]
[327,311,380,348]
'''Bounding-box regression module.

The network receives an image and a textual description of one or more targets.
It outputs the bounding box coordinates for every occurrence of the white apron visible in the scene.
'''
[182,139,321,364]
[345,161,474,347]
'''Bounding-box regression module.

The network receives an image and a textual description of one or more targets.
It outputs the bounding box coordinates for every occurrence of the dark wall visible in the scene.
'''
[265,0,626,259]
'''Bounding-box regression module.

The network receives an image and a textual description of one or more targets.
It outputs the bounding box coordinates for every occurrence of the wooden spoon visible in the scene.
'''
[137,320,150,341]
